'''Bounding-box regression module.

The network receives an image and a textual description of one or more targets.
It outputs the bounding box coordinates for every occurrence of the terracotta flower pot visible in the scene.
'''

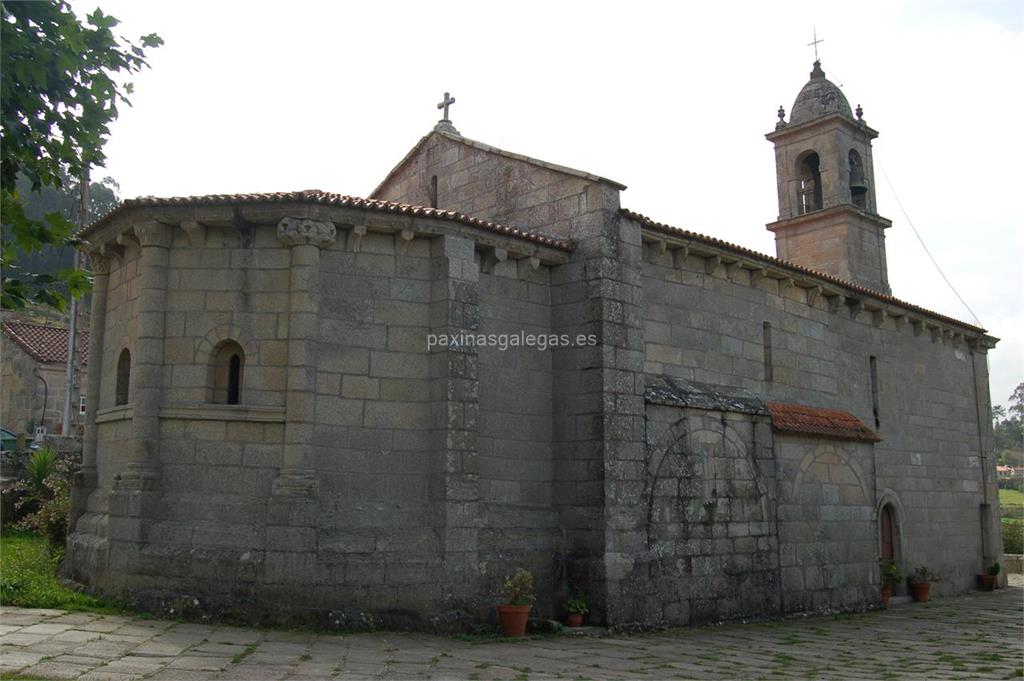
[497,604,531,637]
[909,581,931,603]
[566,613,583,627]
[977,574,997,591]
[880,586,893,606]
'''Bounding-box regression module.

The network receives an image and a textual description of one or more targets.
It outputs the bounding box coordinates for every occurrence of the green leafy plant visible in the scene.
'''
[564,596,589,615]
[1,0,162,310]
[502,568,535,606]
[878,558,903,589]
[12,445,74,555]
[987,562,1001,577]
[908,566,940,584]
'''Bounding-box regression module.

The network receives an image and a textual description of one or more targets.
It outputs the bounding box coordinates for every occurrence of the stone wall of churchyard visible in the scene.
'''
[635,214,1000,600]
[476,262,561,610]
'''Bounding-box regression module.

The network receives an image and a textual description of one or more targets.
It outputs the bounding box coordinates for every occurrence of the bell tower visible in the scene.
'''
[766,61,892,294]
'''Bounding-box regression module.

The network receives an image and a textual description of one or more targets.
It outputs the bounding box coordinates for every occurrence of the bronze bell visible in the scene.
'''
[850,177,868,194]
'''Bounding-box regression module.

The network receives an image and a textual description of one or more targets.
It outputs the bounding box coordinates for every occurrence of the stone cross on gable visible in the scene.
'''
[437,92,456,121]
[434,91,460,135]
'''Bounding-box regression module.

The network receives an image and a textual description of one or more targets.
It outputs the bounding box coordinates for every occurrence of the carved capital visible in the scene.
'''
[78,244,111,274]
[134,221,172,248]
[277,217,337,248]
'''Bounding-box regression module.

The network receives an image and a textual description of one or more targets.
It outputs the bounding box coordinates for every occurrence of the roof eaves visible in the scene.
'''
[623,208,988,336]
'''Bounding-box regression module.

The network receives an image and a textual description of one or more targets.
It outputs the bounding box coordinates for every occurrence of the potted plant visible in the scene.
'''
[907,566,939,603]
[879,558,902,606]
[564,595,588,627]
[497,568,535,637]
[978,562,1000,591]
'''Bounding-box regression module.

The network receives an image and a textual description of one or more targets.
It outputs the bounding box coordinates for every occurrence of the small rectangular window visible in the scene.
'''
[762,321,773,383]
[869,355,881,429]
[78,396,86,416]
[429,175,438,209]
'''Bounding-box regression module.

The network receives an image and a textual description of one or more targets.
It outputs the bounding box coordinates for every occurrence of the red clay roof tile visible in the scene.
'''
[79,190,574,251]
[3,321,88,365]
[766,402,880,443]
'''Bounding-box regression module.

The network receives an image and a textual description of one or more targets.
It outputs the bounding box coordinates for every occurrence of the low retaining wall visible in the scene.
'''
[1004,554,1024,575]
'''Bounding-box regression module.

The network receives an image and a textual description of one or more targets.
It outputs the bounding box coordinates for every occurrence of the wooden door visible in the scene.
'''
[880,504,895,560]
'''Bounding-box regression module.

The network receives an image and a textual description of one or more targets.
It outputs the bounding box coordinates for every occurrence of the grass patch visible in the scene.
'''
[0,530,123,613]
[999,488,1024,507]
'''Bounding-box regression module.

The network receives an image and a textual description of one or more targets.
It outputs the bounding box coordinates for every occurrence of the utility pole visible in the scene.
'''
[62,169,89,435]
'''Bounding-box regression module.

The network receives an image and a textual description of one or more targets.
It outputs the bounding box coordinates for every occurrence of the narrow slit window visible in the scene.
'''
[210,340,245,405]
[429,175,439,208]
[869,355,881,429]
[762,321,773,383]
[115,348,131,405]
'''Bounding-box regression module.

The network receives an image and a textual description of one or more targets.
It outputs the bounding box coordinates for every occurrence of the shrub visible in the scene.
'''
[502,568,535,606]
[879,558,903,588]
[11,446,74,556]
[1003,520,1023,554]
[564,596,589,615]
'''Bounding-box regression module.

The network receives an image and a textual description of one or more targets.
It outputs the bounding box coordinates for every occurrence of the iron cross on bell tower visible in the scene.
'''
[434,91,460,135]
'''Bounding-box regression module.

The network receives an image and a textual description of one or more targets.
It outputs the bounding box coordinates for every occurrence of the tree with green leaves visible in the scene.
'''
[1,0,161,310]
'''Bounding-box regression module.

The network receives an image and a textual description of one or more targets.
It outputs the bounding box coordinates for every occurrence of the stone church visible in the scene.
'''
[66,62,1002,629]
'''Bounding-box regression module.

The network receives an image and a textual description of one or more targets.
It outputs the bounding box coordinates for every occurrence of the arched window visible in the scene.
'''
[210,340,245,405]
[849,149,867,209]
[797,152,823,215]
[115,348,131,406]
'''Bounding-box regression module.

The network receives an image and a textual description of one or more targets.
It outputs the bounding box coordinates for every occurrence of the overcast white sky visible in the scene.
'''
[71,0,1023,406]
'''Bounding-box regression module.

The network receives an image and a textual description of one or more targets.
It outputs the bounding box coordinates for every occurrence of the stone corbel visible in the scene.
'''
[395,229,415,256]
[929,326,942,343]
[805,285,823,305]
[347,224,367,252]
[134,221,172,249]
[871,309,886,328]
[704,253,721,275]
[516,255,541,278]
[778,277,795,294]
[277,217,337,249]
[645,239,667,264]
[847,297,864,319]
[911,319,924,337]
[671,243,690,269]
[952,333,964,348]
[890,310,907,329]
[180,220,206,247]
[480,246,508,274]
[749,268,768,287]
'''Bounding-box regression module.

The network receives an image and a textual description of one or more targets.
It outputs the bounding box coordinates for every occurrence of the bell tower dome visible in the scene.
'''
[766,61,892,294]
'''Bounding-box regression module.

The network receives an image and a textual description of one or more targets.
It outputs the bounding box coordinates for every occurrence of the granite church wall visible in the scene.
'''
[636,215,1000,601]
[373,132,611,238]
[476,262,561,611]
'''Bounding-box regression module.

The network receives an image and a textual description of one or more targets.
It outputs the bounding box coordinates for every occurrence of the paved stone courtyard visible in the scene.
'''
[1,583,1021,680]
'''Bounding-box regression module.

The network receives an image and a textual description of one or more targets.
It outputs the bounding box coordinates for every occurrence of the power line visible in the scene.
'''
[878,162,983,328]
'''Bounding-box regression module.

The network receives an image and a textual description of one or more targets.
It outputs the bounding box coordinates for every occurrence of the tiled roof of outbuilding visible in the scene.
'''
[78,190,574,251]
[2,321,88,365]
[766,402,880,443]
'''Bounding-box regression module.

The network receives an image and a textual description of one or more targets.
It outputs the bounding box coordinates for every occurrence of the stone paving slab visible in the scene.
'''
[1,584,1022,680]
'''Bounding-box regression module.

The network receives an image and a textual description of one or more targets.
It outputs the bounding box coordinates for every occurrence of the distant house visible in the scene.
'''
[1,320,88,436]
[997,465,1017,480]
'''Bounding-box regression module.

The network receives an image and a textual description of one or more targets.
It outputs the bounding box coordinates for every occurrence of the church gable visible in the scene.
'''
[372,130,624,238]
